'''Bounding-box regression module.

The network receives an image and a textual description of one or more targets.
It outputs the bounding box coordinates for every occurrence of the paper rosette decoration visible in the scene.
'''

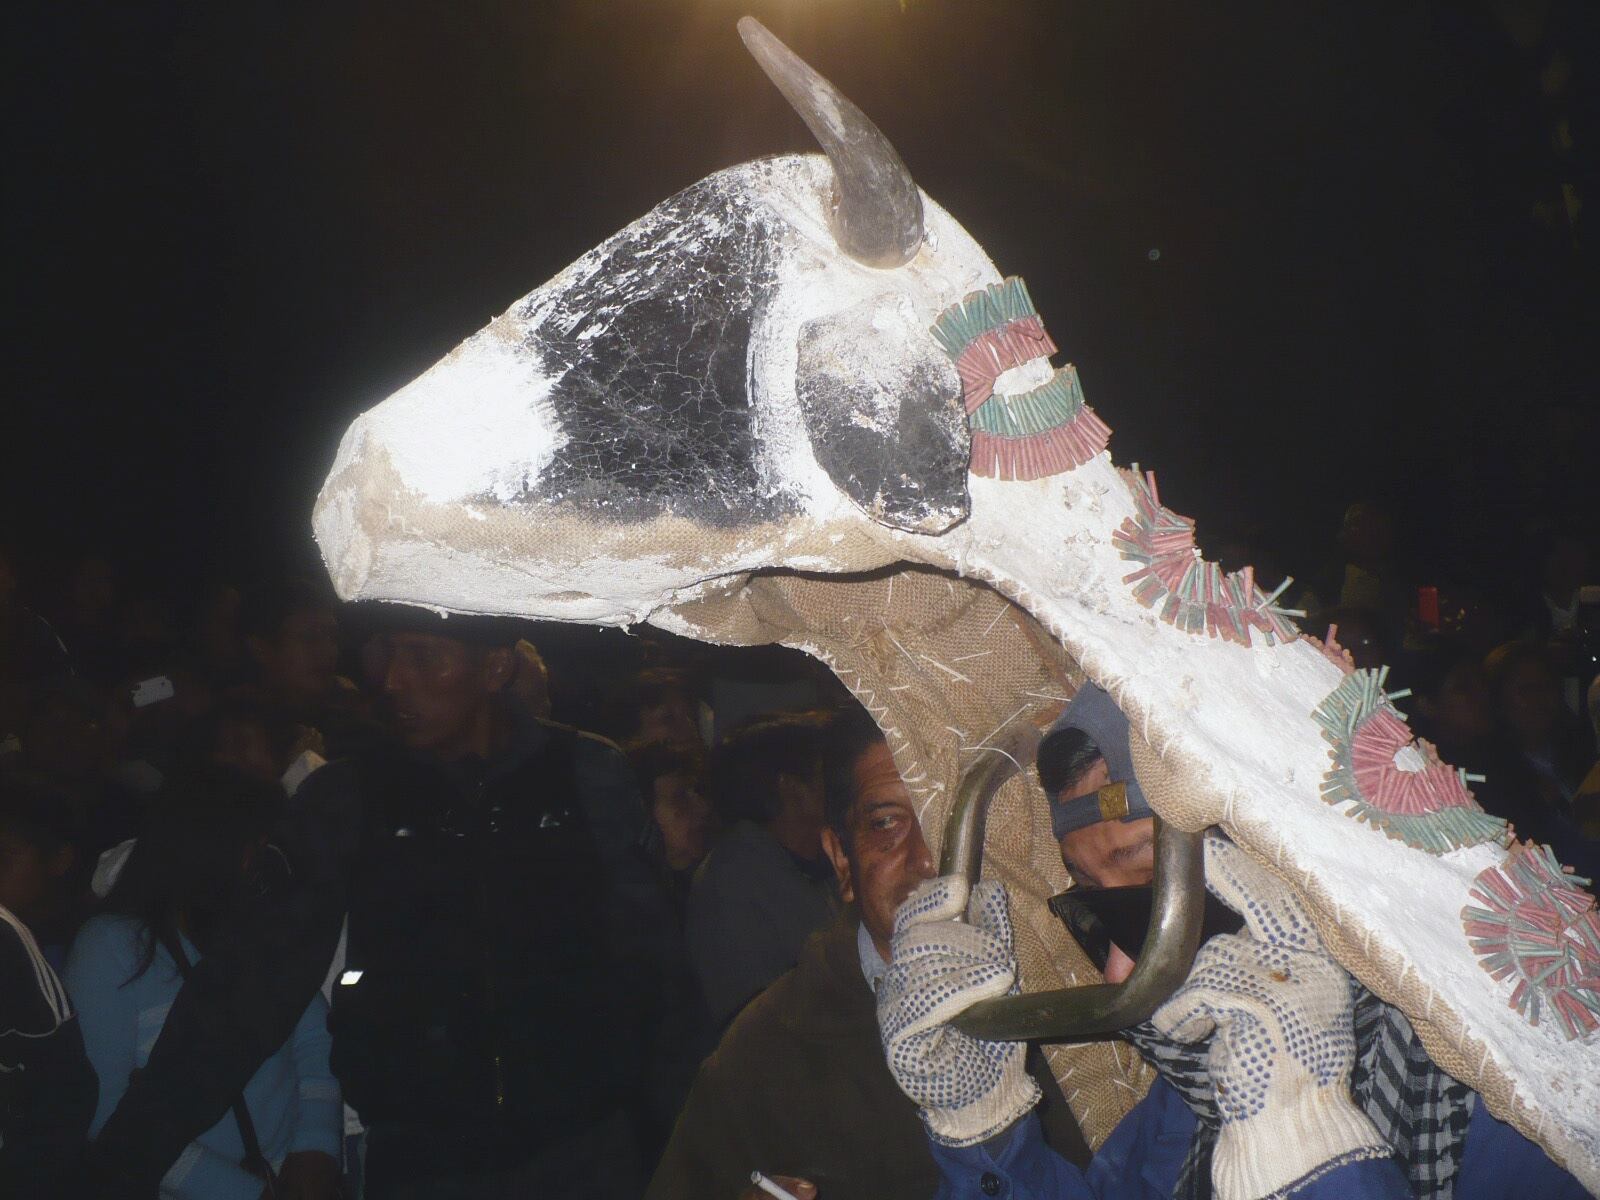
[931,277,1111,481]
[1463,843,1600,1040]
[1313,666,1508,853]
[1112,469,1300,645]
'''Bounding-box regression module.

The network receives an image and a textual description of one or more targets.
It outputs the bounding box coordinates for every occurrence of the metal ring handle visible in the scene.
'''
[936,734,1207,1041]
[939,726,1040,898]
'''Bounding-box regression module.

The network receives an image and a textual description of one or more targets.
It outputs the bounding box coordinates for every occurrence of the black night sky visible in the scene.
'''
[9,1,1596,602]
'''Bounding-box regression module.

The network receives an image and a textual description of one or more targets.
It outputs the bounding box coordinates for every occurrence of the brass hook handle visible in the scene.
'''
[938,729,1038,897]
[936,733,1207,1041]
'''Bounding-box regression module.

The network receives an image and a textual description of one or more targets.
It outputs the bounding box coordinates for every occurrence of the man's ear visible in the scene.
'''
[821,826,855,904]
[1057,834,1096,890]
[482,645,516,693]
[774,772,816,821]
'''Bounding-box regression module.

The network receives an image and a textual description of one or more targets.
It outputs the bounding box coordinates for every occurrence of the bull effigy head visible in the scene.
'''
[314,18,1600,1185]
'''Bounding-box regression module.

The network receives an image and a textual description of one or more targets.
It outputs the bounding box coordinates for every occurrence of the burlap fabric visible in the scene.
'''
[662,566,1156,1148]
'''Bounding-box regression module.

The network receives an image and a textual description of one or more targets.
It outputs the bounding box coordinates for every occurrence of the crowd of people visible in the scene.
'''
[0,499,1596,1199]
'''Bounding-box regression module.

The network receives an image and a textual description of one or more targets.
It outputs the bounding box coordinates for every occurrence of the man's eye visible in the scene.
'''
[870,813,902,832]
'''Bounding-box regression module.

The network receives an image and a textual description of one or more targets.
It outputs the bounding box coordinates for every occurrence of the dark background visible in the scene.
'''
[8,0,1596,604]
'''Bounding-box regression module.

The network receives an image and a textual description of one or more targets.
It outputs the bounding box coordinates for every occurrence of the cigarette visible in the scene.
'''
[750,1171,800,1200]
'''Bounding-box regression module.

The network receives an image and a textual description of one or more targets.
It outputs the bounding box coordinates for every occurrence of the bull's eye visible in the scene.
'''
[929,276,1111,482]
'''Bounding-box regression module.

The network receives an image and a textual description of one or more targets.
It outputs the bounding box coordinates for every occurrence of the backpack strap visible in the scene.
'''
[158,927,279,1196]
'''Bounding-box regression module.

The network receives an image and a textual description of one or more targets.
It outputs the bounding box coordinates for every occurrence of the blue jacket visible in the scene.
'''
[931,1077,1589,1200]
[64,915,342,1200]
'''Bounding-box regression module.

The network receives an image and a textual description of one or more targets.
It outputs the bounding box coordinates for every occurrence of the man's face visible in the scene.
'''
[254,607,339,704]
[382,632,507,757]
[637,692,700,748]
[652,771,711,871]
[1422,662,1493,745]
[1500,657,1562,747]
[821,739,936,958]
[1055,758,1155,889]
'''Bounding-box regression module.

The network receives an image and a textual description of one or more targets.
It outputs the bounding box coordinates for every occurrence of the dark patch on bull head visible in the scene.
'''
[483,23,970,535]
[516,176,787,526]
[796,296,969,533]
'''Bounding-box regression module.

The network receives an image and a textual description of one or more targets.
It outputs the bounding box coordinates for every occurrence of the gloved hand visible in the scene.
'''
[876,875,1041,1147]
[1152,836,1390,1200]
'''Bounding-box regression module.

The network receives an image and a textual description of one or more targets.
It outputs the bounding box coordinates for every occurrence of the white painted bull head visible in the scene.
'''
[315,18,1600,1185]
[317,20,1001,621]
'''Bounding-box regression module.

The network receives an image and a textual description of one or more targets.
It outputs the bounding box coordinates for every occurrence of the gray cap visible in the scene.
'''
[1042,682,1154,840]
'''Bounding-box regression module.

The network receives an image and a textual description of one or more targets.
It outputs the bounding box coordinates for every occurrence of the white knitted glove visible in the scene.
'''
[877,876,1042,1147]
[1153,837,1390,1200]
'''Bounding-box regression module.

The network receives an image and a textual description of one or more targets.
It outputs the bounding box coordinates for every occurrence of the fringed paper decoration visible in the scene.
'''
[930,277,1058,412]
[931,277,1111,481]
[1463,843,1600,1039]
[1313,667,1508,852]
[1304,627,1357,673]
[968,365,1113,481]
[1111,468,1301,645]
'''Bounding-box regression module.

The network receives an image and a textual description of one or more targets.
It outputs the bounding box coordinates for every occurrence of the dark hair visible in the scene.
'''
[103,764,284,981]
[626,738,704,797]
[706,710,830,826]
[240,577,336,642]
[355,601,517,649]
[819,705,888,853]
[1483,640,1558,697]
[633,667,700,711]
[0,772,82,856]
[1036,725,1103,799]
[1396,635,1479,702]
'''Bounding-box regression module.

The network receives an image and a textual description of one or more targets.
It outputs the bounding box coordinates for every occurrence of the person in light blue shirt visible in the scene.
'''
[64,765,341,1200]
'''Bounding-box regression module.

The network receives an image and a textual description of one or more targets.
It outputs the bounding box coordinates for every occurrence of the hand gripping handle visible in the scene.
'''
[939,730,1206,1042]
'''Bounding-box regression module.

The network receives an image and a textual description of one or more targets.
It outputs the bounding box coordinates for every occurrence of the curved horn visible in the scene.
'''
[738,16,924,269]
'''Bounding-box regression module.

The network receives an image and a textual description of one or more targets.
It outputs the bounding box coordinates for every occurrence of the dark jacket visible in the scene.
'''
[330,734,609,1130]
[649,915,1088,1200]
[309,712,681,1156]
[686,819,838,1027]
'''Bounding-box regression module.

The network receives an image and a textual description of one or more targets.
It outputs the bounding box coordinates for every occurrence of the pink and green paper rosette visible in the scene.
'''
[1313,666,1508,853]
[1112,469,1300,645]
[931,277,1111,480]
[1463,842,1600,1040]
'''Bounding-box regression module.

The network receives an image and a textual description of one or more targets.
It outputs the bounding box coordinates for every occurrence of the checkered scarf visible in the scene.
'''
[1121,986,1476,1199]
